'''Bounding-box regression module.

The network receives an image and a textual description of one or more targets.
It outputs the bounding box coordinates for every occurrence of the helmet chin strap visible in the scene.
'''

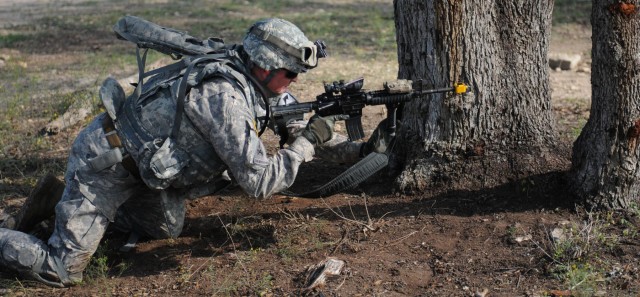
[257,68,280,98]
[262,69,278,87]
[245,65,282,137]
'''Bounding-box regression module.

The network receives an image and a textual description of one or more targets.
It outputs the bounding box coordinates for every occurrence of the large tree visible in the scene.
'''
[570,2,640,209]
[392,0,565,192]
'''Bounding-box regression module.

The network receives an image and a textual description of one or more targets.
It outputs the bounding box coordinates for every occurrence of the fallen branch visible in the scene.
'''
[302,257,345,292]
[41,98,95,135]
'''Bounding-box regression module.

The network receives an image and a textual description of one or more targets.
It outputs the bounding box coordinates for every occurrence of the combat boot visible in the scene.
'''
[0,174,65,232]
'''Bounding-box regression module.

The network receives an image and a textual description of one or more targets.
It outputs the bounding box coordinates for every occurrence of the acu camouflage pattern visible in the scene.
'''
[115,55,254,190]
[0,62,362,287]
[0,17,363,286]
[243,18,315,73]
[184,77,316,197]
[286,119,363,164]
[0,113,188,286]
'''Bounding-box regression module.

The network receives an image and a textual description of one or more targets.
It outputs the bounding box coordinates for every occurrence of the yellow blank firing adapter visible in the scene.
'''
[454,83,468,94]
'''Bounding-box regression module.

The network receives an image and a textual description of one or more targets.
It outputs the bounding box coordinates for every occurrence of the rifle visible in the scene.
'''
[270,77,468,146]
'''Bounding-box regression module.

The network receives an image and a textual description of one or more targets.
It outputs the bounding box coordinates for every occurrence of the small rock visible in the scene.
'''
[549,53,582,71]
[558,220,571,226]
[0,212,16,229]
[577,67,591,73]
[551,228,565,242]
[474,288,489,297]
[515,234,533,243]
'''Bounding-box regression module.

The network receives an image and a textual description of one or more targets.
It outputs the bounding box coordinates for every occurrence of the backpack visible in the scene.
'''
[113,15,227,59]
[101,16,260,190]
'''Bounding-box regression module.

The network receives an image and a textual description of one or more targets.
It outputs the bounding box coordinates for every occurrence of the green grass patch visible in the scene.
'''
[6,0,396,57]
[553,0,591,25]
[84,240,130,285]
[536,210,637,295]
[0,33,29,48]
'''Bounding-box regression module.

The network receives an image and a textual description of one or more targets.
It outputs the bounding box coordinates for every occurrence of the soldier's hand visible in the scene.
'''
[301,114,349,146]
[360,119,393,156]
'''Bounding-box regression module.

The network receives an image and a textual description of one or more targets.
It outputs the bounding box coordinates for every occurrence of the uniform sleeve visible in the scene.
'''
[184,78,315,198]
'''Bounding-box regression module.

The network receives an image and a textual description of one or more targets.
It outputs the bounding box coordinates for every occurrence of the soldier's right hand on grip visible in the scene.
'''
[301,114,349,145]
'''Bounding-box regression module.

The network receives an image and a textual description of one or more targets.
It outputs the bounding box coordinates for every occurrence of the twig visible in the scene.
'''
[320,198,376,231]
[570,276,588,290]
[530,237,563,266]
[186,255,215,282]
[363,195,373,226]
[387,229,421,246]
[216,214,247,273]
[347,201,359,224]
[330,226,348,255]
[334,273,348,291]
[377,210,394,221]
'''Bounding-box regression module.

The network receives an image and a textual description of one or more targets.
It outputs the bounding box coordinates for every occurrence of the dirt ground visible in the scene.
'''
[1,2,639,297]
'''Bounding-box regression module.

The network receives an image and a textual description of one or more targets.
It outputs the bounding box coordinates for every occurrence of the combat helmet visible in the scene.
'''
[243,18,327,74]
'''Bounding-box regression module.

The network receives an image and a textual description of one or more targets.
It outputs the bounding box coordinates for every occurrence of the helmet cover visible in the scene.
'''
[243,18,318,73]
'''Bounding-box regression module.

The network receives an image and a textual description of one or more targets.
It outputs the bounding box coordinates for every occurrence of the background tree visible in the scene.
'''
[570,2,640,209]
[392,0,567,192]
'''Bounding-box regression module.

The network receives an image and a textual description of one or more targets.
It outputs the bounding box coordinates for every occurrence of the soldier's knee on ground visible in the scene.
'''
[0,228,76,287]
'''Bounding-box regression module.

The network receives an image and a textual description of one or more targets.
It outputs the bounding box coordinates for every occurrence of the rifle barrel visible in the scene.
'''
[414,86,455,95]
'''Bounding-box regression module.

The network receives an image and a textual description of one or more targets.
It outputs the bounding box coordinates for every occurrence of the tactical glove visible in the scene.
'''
[360,119,393,156]
[301,114,349,146]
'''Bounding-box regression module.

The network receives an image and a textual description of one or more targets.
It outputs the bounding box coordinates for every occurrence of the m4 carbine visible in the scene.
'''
[270,77,468,145]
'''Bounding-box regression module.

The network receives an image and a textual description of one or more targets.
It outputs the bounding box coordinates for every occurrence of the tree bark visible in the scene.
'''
[570,2,640,209]
[393,0,566,192]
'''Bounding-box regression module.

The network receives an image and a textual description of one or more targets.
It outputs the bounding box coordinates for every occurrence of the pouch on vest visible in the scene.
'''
[137,138,187,190]
[150,137,189,179]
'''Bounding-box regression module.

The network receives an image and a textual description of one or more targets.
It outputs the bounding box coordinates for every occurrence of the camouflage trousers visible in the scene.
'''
[0,114,363,287]
[0,114,187,286]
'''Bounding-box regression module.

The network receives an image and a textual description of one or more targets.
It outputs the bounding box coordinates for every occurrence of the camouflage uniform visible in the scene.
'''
[0,18,362,287]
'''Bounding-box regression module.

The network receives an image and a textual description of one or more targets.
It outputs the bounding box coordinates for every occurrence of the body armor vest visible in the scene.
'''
[113,51,258,189]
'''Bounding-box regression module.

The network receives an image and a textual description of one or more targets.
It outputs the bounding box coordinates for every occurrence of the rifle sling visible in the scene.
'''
[280,151,389,198]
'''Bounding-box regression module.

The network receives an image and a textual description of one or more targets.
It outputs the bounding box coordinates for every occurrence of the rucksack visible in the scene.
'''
[113,15,227,59]
[102,15,260,190]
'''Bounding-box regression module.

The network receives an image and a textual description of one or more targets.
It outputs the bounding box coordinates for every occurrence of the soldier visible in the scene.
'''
[0,18,387,287]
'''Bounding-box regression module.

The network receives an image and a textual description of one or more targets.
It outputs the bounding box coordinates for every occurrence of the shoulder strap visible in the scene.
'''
[171,53,243,140]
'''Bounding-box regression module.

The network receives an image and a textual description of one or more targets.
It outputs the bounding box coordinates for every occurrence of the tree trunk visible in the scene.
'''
[393,0,566,192]
[570,2,640,209]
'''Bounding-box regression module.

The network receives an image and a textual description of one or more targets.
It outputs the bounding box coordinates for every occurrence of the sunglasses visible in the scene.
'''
[282,69,298,79]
